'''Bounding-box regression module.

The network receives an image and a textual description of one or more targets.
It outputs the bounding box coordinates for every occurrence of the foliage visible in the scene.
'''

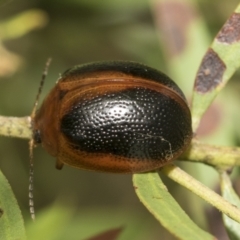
[1,0,240,239]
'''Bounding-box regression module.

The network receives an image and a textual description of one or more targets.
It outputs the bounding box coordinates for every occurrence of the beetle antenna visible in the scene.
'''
[29,58,52,220]
[29,139,35,220]
[31,58,52,119]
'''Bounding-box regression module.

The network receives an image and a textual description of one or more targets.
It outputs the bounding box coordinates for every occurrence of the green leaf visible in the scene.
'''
[191,3,240,131]
[150,0,211,96]
[26,204,73,240]
[133,172,215,240]
[26,204,159,240]
[0,9,48,41]
[0,169,26,240]
[220,172,240,240]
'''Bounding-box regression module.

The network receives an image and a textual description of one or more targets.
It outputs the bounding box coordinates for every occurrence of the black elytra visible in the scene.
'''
[60,61,192,162]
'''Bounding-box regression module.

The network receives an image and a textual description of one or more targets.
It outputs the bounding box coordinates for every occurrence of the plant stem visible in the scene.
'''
[0,116,31,139]
[180,138,240,169]
[1,116,240,170]
[161,164,240,223]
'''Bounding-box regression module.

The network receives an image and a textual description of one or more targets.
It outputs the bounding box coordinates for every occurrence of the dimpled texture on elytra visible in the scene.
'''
[60,86,190,161]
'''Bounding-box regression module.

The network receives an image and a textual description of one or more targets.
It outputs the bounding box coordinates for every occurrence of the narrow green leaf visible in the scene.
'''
[26,204,73,240]
[0,9,48,40]
[150,0,210,96]
[191,3,240,131]
[220,172,240,240]
[0,169,26,240]
[133,172,215,240]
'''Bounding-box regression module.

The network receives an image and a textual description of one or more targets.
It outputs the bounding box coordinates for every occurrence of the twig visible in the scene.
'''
[0,116,31,139]
[162,164,240,223]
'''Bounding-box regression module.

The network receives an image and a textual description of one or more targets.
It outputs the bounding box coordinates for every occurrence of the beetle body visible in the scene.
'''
[33,61,192,173]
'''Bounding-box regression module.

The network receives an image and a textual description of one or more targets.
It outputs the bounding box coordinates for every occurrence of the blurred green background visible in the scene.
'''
[0,0,240,239]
